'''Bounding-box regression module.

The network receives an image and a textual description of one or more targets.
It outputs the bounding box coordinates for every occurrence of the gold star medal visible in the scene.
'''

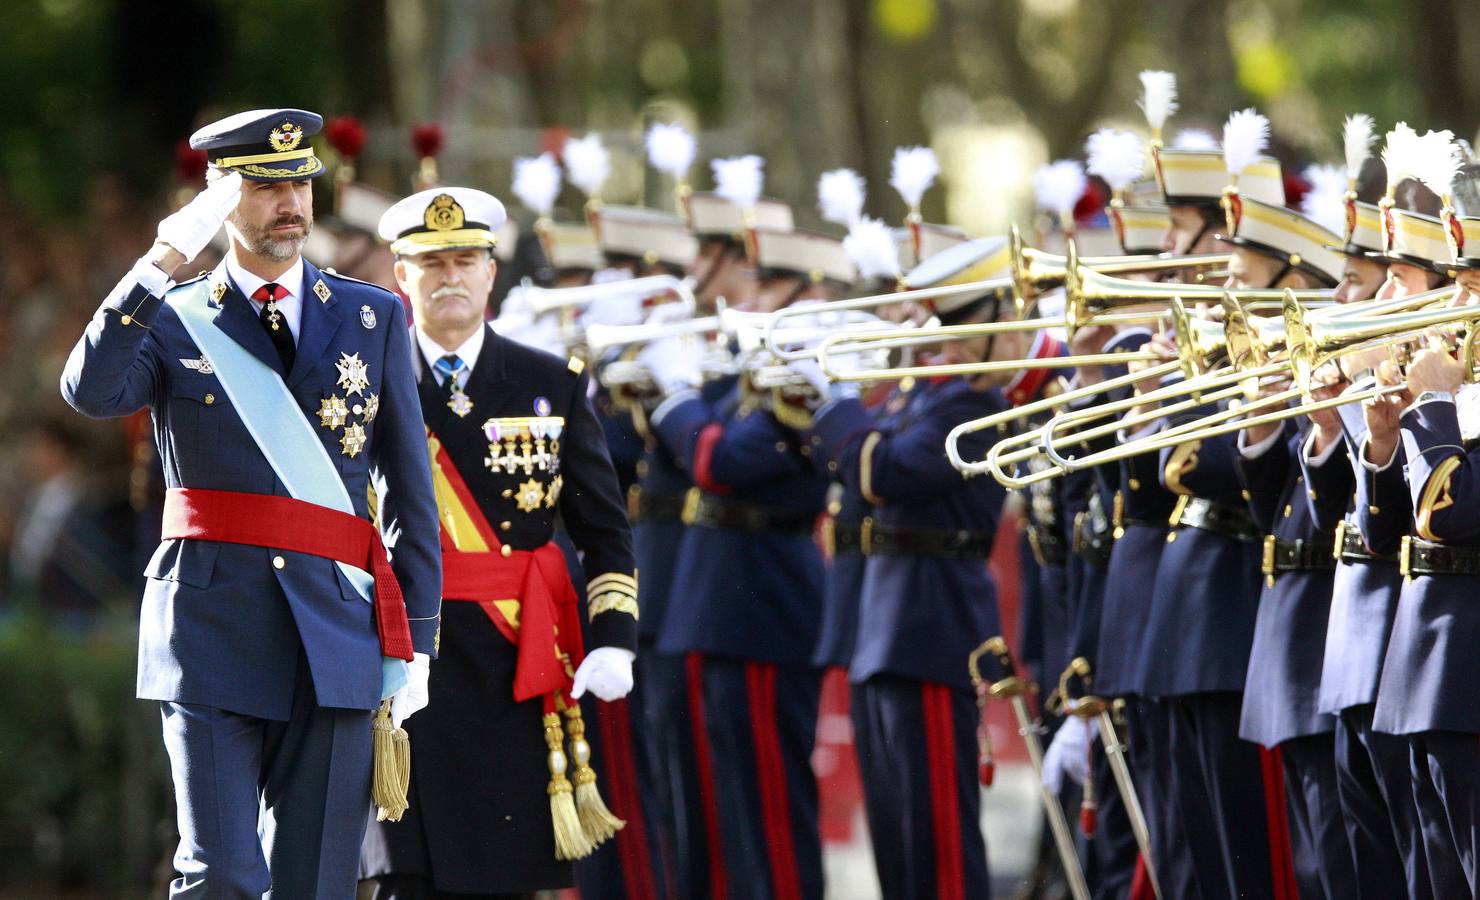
[317,394,349,430]
[515,478,545,512]
[335,352,371,397]
[340,422,367,458]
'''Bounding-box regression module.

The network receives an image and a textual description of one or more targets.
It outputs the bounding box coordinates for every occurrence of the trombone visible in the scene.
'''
[946,284,1465,477]
[763,236,1233,361]
[988,294,1480,485]
[1008,223,1230,313]
[505,273,698,319]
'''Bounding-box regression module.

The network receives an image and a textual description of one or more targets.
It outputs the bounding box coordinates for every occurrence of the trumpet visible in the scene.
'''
[988,294,1480,486]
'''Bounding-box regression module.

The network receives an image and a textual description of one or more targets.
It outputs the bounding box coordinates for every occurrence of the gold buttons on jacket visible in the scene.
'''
[272,555,286,569]
[500,521,512,531]
[204,393,216,405]
[500,545,513,558]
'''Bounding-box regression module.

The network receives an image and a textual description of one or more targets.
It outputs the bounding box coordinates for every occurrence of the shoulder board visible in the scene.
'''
[320,268,395,293]
[567,357,586,376]
[167,272,210,292]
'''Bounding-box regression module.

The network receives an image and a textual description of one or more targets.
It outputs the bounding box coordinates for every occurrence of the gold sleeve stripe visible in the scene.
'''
[587,572,638,596]
[589,591,639,620]
[860,431,885,506]
[1415,455,1463,542]
[1162,440,1201,496]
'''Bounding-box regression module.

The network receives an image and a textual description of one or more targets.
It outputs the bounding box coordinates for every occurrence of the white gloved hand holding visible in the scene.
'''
[389,652,432,728]
[1040,714,1092,795]
[638,336,703,394]
[571,647,636,702]
[157,171,242,262]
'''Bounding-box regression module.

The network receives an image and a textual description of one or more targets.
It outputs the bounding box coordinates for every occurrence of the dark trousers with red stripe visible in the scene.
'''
[1409,730,1480,898]
[1165,693,1288,900]
[1124,698,1202,900]
[1334,705,1435,899]
[1279,732,1358,899]
[852,674,989,900]
[574,664,672,900]
[650,651,723,900]
[700,657,823,900]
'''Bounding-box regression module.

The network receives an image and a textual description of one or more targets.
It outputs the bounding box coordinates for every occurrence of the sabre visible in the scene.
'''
[970,637,1090,900]
[1061,658,1163,900]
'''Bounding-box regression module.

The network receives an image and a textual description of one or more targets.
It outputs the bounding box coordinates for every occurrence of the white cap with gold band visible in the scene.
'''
[594,205,699,269]
[378,187,508,256]
[1219,196,1343,285]
[753,228,855,285]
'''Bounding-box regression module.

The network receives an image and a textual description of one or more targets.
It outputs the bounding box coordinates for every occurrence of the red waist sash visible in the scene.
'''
[442,544,585,703]
[160,487,414,661]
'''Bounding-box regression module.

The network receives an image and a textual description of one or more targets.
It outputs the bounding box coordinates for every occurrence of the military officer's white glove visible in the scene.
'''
[571,647,636,702]
[156,171,242,262]
[1041,714,1091,795]
[390,652,432,728]
[639,336,703,394]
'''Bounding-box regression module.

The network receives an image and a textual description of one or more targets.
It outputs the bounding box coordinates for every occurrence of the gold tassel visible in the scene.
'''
[563,703,626,846]
[544,711,594,860]
[372,699,412,822]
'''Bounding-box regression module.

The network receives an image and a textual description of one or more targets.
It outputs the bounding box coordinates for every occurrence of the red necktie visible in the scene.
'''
[251,283,295,372]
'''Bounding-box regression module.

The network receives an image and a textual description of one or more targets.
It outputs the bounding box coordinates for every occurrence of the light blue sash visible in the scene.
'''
[170,279,407,698]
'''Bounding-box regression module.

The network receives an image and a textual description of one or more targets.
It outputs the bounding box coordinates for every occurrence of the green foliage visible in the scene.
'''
[0,615,173,895]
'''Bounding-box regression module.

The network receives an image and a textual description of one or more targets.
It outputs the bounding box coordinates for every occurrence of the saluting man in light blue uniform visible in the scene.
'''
[61,109,442,899]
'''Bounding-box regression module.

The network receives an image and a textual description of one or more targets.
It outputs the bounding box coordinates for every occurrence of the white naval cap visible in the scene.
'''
[378,187,508,256]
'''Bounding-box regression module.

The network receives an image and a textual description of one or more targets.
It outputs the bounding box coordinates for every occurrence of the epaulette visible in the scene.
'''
[567,357,586,376]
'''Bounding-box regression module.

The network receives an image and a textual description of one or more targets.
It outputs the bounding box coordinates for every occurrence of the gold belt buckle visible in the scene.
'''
[680,487,701,526]
[860,516,874,557]
[1399,535,1413,578]
[1262,534,1277,578]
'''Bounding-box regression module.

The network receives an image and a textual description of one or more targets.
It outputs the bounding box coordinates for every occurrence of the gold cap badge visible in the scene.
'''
[425,194,466,232]
[268,120,304,152]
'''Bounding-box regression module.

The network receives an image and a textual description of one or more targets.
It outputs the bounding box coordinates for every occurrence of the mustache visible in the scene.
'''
[270,215,308,230]
[430,285,471,301]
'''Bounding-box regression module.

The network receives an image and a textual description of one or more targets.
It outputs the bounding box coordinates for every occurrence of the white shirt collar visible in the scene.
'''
[226,254,305,340]
[416,324,487,386]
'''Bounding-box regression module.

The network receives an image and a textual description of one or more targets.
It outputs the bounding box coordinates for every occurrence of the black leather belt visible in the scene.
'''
[1334,520,1398,565]
[862,519,994,560]
[1073,492,1114,570]
[1261,534,1336,578]
[1172,496,1260,543]
[1400,536,1480,578]
[626,486,687,524]
[682,491,816,535]
[1026,524,1068,568]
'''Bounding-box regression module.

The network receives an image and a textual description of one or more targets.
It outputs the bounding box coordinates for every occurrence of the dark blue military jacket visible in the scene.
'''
[809,378,1009,690]
[1135,405,1262,698]
[1310,397,1405,716]
[61,260,441,720]
[1374,393,1480,734]
[1237,423,1346,746]
[651,384,830,665]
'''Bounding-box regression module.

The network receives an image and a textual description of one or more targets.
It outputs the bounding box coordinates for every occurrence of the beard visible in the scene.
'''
[230,210,312,263]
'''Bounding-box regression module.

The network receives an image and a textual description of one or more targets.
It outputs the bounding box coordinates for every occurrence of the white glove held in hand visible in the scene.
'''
[157,171,242,261]
[638,336,703,394]
[389,652,431,728]
[1041,714,1092,795]
[571,647,636,702]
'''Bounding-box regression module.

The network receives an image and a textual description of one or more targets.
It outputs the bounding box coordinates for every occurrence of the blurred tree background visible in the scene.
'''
[1,0,1479,894]
[4,0,1479,230]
